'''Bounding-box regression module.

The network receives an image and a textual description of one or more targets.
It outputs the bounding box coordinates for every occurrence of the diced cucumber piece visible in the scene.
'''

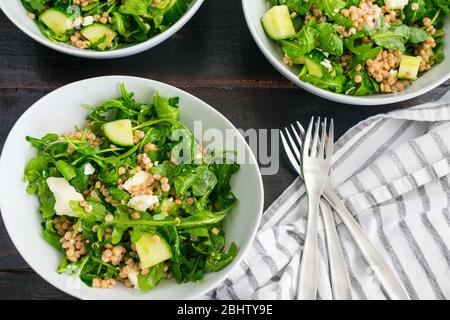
[102,119,134,147]
[163,0,189,24]
[398,55,421,80]
[81,24,117,50]
[262,5,296,40]
[292,56,305,64]
[135,233,172,269]
[39,8,73,36]
[305,57,323,78]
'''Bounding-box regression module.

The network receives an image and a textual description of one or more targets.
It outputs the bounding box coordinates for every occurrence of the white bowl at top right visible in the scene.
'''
[242,0,450,105]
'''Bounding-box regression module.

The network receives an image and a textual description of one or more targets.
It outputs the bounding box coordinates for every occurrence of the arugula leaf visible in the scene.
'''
[281,25,316,59]
[55,160,76,181]
[314,0,354,28]
[26,134,59,150]
[404,0,428,24]
[210,162,239,209]
[154,92,179,121]
[365,24,428,51]
[69,201,108,221]
[111,205,129,244]
[43,219,63,251]
[300,73,346,92]
[191,167,217,197]
[38,182,56,219]
[205,242,238,272]
[23,0,48,11]
[137,262,165,291]
[119,0,152,17]
[276,0,313,15]
[178,206,235,229]
[108,187,130,201]
[316,23,344,56]
[408,27,428,43]
[70,165,90,192]
[24,153,54,195]
[344,33,382,60]
[433,0,449,14]
[367,24,410,51]
[151,160,176,179]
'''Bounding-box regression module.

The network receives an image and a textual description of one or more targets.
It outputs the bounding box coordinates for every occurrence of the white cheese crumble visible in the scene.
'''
[46,177,84,217]
[127,195,159,212]
[82,16,94,27]
[83,163,95,175]
[123,171,151,192]
[384,0,409,9]
[389,69,398,77]
[320,59,333,71]
[127,268,140,290]
[72,16,83,29]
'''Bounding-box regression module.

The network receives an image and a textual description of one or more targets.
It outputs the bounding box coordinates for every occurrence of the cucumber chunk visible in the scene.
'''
[262,5,296,40]
[398,55,421,80]
[102,119,134,147]
[305,57,323,78]
[292,56,306,64]
[81,24,117,50]
[135,233,172,269]
[39,8,72,36]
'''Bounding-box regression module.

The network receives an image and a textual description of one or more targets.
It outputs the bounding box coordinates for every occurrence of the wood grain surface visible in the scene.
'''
[0,0,448,299]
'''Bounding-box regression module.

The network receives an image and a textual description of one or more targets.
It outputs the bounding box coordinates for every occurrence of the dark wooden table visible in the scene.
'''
[0,0,448,300]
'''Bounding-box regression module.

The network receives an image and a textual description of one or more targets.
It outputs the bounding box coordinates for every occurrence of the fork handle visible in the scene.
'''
[320,199,352,300]
[322,182,410,300]
[297,192,320,300]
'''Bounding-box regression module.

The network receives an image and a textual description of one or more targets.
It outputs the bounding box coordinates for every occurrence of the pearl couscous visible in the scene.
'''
[262,0,448,95]
[24,84,239,291]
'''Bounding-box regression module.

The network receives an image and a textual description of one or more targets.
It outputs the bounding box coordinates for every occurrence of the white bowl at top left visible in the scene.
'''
[0,1,204,59]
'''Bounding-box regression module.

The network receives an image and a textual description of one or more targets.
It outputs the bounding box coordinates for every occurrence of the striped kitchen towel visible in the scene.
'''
[205,89,450,300]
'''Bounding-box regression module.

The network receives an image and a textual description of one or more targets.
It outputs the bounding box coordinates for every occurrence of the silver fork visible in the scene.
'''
[282,121,409,300]
[282,118,351,300]
[299,117,333,299]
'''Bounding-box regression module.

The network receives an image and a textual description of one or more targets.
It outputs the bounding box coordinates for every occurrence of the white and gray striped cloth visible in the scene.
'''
[205,89,450,300]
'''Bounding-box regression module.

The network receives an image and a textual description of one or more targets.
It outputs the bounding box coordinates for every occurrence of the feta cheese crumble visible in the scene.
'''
[127,195,159,212]
[83,163,96,175]
[46,177,84,216]
[123,171,151,192]
[384,0,409,9]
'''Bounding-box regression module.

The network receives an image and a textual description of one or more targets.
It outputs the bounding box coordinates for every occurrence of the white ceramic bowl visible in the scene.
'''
[0,1,204,59]
[0,76,264,300]
[242,0,450,105]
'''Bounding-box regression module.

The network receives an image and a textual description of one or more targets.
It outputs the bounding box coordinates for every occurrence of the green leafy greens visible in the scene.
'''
[24,84,239,291]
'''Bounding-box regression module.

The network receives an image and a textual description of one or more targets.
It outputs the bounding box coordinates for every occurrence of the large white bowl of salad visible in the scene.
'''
[0,0,204,59]
[243,0,450,105]
[0,76,264,299]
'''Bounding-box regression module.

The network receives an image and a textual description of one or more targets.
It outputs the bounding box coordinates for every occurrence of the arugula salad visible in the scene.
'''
[23,84,239,290]
[262,0,448,95]
[21,0,192,50]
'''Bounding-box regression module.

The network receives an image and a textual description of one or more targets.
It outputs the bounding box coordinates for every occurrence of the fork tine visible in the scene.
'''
[303,117,314,158]
[280,131,301,176]
[326,119,334,159]
[296,121,305,140]
[311,117,321,158]
[284,127,301,162]
[319,118,327,159]
[290,124,303,153]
